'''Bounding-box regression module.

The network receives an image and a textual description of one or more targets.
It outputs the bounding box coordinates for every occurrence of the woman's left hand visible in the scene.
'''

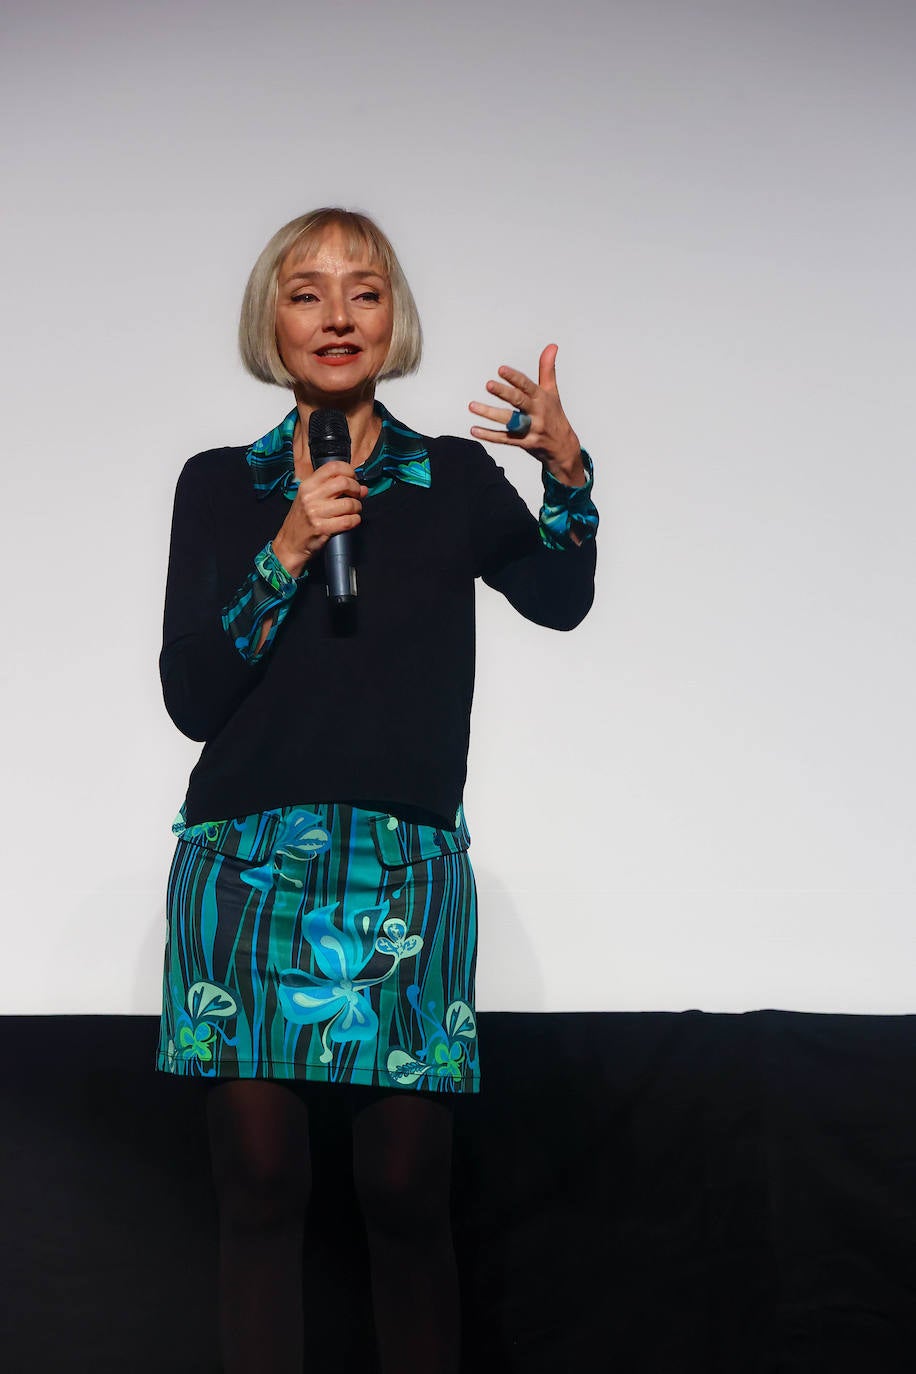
[469,343,586,487]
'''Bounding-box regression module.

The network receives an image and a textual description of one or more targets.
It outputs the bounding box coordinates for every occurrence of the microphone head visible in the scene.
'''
[308,408,351,464]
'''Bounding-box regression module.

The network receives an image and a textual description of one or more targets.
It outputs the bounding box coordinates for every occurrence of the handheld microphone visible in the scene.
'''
[307,408,358,605]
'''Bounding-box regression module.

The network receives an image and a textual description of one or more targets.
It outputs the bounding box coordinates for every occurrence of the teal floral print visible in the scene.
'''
[163,979,239,1071]
[539,451,599,550]
[157,802,478,1092]
[277,899,424,1064]
[387,996,477,1087]
[221,541,303,665]
[241,809,332,891]
[375,916,424,961]
[244,400,431,503]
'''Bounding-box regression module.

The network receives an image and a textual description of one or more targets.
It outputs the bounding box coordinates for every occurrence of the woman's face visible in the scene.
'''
[275,225,394,404]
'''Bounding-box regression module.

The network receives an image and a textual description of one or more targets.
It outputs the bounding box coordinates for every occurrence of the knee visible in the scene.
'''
[213,1150,311,1233]
[354,1153,450,1242]
[207,1085,312,1230]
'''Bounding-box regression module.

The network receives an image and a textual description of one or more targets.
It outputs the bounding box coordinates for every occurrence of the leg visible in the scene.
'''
[206,1080,312,1374]
[351,1092,460,1374]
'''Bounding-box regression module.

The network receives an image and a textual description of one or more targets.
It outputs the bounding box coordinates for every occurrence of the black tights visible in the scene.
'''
[205,1080,460,1374]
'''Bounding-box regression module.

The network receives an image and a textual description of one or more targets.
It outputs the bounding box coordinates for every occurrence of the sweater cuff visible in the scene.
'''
[221,541,305,664]
[538,450,599,551]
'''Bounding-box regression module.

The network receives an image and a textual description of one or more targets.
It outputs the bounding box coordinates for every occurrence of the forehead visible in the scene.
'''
[281,223,387,278]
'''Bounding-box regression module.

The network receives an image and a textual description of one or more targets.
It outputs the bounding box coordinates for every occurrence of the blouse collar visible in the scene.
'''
[245,399,430,502]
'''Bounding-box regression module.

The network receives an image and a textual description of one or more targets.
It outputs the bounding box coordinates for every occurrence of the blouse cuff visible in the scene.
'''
[221,541,305,664]
[538,450,599,551]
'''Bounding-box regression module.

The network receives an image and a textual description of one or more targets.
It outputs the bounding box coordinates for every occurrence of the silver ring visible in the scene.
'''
[507,408,532,437]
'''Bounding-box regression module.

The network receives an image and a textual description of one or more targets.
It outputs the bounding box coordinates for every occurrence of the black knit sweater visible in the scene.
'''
[160,432,596,828]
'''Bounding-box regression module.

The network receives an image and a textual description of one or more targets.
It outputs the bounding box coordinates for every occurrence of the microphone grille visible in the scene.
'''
[308,408,351,463]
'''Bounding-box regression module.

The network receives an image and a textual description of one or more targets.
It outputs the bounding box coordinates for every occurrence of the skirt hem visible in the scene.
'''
[154,1051,480,1094]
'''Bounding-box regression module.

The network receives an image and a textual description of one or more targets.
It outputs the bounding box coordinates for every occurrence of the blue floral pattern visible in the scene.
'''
[156,802,478,1091]
[275,898,430,1068]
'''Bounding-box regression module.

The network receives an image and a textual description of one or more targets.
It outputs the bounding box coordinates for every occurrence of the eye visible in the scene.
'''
[356,291,381,302]
[290,291,317,303]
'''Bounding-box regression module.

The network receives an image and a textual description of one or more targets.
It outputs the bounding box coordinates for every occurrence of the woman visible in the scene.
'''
[156,207,598,1374]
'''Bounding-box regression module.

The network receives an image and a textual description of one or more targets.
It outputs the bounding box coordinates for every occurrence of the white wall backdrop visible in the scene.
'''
[1,0,913,1014]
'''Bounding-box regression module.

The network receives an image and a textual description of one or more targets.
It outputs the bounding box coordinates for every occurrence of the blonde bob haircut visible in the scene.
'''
[239,207,423,388]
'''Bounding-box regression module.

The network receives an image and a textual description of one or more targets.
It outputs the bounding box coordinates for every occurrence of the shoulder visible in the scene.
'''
[425,432,483,460]
[172,445,251,501]
[177,445,249,485]
[425,432,501,483]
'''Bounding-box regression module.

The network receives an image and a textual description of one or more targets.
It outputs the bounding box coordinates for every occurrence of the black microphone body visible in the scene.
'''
[307,408,358,605]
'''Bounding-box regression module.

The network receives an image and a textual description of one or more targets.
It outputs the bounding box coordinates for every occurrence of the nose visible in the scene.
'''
[321,287,354,334]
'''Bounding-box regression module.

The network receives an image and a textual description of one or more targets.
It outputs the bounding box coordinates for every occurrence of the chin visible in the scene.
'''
[304,369,378,398]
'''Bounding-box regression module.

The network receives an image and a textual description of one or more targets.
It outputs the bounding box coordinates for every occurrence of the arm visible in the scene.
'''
[159,454,368,742]
[159,461,278,741]
[468,443,597,629]
[221,542,304,661]
[467,343,598,629]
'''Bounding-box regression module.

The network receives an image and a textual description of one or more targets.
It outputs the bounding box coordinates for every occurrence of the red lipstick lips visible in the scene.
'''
[315,345,362,366]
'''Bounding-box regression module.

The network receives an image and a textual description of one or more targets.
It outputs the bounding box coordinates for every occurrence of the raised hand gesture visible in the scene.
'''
[469,343,586,487]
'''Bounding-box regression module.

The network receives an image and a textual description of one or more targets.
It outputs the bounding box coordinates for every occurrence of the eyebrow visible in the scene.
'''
[282,268,387,285]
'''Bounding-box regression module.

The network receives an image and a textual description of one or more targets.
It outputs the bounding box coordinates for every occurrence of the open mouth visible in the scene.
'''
[316,345,361,357]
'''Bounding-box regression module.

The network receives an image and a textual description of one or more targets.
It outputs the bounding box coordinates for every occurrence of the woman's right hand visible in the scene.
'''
[271,462,369,578]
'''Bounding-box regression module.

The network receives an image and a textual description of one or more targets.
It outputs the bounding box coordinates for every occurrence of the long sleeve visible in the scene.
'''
[538,452,599,549]
[466,442,598,630]
[159,459,278,742]
[221,542,304,664]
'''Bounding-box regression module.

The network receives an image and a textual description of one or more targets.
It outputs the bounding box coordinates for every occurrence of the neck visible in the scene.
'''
[292,389,381,472]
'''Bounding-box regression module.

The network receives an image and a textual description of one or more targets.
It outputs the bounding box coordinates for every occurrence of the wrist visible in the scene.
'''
[544,449,586,487]
[540,425,584,484]
[271,534,309,579]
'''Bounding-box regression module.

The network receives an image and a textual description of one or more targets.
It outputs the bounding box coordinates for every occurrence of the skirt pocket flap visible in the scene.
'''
[370,810,470,869]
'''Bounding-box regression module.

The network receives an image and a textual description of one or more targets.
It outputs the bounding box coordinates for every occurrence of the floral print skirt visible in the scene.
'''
[155,802,479,1093]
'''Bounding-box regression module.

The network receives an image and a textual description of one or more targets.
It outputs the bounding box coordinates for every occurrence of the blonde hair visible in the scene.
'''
[239,207,422,388]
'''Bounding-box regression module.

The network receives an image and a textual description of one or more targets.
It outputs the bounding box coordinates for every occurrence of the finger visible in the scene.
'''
[315,509,363,537]
[304,471,364,498]
[496,365,537,397]
[485,378,530,409]
[538,343,559,392]
[312,494,363,520]
[469,424,531,445]
[307,460,358,484]
[323,497,363,516]
[327,510,362,530]
[468,400,514,424]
